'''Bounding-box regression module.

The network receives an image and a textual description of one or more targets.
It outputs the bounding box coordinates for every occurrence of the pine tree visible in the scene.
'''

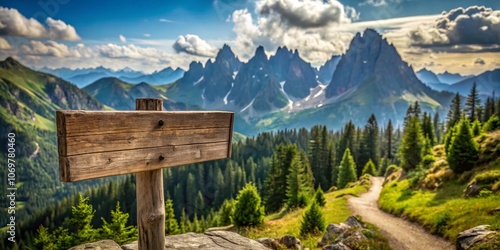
[444,125,456,155]
[358,114,379,176]
[34,226,56,250]
[472,119,481,136]
[337,148,357,189]
[233,183,265,227]
[422,112,435,146]
[483,97,495,122]
[314,187,326,207]
[465,82,481,122]
[447,93,462,130]
[433,112,442,143]
[336,121,355,166]
[286,150,314,208]
[179,209,188,233]
[400,116,424,170]
[195,191,205,215]
[300,201,325,236]
[447,118,479,173]
[101,202,138,244]
[362,159,377,176]
[264,144,297,213]
[218,199,235,226]
[386,119,394,160]
[483,115,500,133]
[378,158,389,177]
[68,195,97,245]
[164,199,180,235]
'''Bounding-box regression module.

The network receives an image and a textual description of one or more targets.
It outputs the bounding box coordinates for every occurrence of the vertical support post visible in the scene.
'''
[136,98,165,250]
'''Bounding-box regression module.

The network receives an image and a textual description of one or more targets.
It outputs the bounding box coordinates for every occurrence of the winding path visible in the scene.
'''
[347,177,454,250]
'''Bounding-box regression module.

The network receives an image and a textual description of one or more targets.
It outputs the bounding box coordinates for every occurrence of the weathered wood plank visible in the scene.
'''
[56,110,233,137]
[135,98,165,250]
[59,127,230,156]
[59,141,229,182]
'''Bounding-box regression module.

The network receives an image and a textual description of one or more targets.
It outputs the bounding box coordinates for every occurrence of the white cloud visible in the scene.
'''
[359,0,387,7]
[0,38,11,49]
[19,40,91,58]
[143,33,151,37]
[0,7,80,40]
[409,6,500,46]
[159,18,174,23]
[172,34,219,57]
[119,34,127,42]
[230,0,357,64]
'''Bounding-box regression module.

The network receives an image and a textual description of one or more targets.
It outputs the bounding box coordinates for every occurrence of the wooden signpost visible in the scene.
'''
[56,98,234,250]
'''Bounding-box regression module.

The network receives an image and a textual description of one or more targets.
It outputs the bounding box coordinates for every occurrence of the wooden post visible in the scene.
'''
[136,98,165,250]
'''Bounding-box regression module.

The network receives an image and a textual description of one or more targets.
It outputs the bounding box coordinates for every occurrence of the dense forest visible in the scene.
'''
[3,83,500,249]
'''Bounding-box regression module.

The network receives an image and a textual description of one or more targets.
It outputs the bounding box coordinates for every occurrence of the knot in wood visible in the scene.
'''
[159,155,165,161]
[148,214,157,222]
[158,120,164,126]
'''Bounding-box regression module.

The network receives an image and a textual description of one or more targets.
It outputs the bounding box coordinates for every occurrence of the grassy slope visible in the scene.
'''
[379,131,500,242]
[235,184,370,248]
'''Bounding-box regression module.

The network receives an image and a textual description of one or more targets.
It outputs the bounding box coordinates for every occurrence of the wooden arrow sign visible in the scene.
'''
[57,109,234,182]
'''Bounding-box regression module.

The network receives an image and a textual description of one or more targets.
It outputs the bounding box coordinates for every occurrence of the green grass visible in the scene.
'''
[380,168,500,241]
[234,183,370,249]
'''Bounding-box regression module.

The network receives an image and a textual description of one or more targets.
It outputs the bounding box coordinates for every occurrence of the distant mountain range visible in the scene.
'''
[3,29,500,134]
[40,65,184,87]
[416,68,499,99]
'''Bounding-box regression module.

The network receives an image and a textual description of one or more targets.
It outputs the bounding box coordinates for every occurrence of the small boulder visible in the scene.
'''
[345,216,365,229]
[279,235,303,250]
[323,242,351,250]
[488,207,500,215]
[456,225,499,250]
[256,237,281,250]
[68,240,121,250]
[464,184,482,198]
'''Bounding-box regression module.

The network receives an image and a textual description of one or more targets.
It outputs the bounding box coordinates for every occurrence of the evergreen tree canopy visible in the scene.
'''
[165,199,180,235]
[337,148,357,189]
[447,93,462,130]
[314,187,326,207]
[300,201,325,236]
[362,159,377,176]
[233,183,265,227]
[101,202,137,244]
[400,116,424,170]
[218,199,235,226]
[465,82,481,122]
[447,118,479,174]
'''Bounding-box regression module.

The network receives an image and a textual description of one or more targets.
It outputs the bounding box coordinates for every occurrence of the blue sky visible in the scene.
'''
[0,0,499,74]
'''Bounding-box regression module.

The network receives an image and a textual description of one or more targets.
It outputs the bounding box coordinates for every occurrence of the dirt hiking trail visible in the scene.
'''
[347,177,454,250]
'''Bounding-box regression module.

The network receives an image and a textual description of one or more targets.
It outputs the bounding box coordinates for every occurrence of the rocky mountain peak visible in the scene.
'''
[1,57,24,69]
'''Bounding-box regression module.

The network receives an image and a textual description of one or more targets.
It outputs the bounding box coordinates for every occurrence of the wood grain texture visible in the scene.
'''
[59,142,229,182]
[56,110,232,137]
[135,98,165,250]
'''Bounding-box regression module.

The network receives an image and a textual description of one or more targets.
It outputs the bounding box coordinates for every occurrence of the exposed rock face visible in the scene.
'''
[121,231,269,250]
[256,237,281,250]
[456,225,500,250]
[69,240,121,250]
[279,235,303,250]
[318,216,374,250]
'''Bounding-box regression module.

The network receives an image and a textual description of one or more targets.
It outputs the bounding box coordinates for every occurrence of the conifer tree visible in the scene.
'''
[359,114,379,176]
[386,119,394,160]
[483,97,495,122]
[433,112,442,143]
[400,116,424,170]
[362,159,377,176]
[218,199,235,226]
[472,119,481,136]
[336,121,355,166]
[195,191,205,215]
[164,199,180,235]
[483,115,500,133]
[465,82,481,122]
[68,195,97,245]
[337,148,357,189]
[101,202,137,244]
[447,118,478,173]
[314,187,326,207]
[444,125,456,155]
[447,93,462,130]
[34,226,56,250]
[300,201,325,236]
[233,183,265,227]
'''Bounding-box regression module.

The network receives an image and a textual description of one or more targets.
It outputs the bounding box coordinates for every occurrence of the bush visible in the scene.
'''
[233,183,265,227]
[300,201,325,236]
[384,165,400,178]
[422,154,436,168]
